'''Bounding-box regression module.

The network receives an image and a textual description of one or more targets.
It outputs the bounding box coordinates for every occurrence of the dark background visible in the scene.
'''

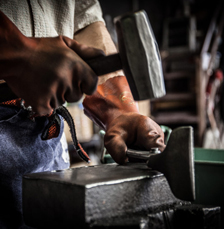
[99,0,224,69]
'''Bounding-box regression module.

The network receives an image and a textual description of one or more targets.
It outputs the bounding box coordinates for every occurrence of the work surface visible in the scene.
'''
[24,163,163,186]
[23,163,220,228]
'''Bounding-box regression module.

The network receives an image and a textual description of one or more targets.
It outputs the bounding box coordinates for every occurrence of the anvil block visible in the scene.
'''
[23,163,181,228]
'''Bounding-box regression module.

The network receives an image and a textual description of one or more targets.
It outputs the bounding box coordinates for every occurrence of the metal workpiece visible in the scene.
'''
[126,148,161,161]
[125,126,195,202]
[114,10,166,100]
[23,163,182,228]
[147,126,195,201]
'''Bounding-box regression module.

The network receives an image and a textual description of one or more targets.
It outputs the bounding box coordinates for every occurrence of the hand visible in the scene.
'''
[83,75,166,165]
[0,10,105,115]
[104,112,166,164]
[4,36,104,115]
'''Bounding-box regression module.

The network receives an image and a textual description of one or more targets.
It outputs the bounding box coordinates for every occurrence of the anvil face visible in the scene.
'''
[23,163,181,228]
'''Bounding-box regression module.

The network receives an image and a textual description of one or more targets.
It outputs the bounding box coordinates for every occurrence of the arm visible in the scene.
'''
[74,21,124,84]
[0,10,104,115]
[0,10,28,79]
[76,22,166,164]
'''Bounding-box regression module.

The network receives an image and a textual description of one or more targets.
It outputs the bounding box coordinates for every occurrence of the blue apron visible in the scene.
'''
[0,105,70,228]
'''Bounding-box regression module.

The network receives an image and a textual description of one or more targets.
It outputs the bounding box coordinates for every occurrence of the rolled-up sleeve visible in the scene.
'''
[74,0,105,33]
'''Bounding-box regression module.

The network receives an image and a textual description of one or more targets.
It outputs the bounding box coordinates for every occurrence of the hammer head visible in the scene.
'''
[114,10,166,100]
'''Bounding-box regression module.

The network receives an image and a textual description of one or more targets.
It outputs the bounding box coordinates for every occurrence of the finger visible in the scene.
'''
[72,60,98,96]
[28,100,53,116]
[104,133,129,165]
[50,95,65,109]
[138,130,166,152]
[55,85,66,107]
[135,118,166,152]
[80,71,98,95]
[62,36,105,60]
[64,82,83,102]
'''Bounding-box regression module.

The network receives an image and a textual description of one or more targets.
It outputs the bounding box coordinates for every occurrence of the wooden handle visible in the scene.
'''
[86,53,122,76]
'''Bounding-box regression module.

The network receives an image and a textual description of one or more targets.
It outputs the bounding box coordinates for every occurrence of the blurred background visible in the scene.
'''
[65,0,224,167]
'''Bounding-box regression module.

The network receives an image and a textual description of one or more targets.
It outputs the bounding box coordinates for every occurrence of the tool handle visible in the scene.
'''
[86,53,122,76]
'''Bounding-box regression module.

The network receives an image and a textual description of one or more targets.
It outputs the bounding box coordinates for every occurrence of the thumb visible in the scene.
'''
[104,133,129,165]
[62,36,105,60]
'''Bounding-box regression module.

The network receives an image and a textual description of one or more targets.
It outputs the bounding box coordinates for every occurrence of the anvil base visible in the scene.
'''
[22,163,220,228]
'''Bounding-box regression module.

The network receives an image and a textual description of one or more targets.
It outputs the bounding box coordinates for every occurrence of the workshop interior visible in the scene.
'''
[21,0,224,228]
[65,0,224,165]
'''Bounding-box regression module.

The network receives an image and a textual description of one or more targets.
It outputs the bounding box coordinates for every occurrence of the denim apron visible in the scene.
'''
[0,105,70,228]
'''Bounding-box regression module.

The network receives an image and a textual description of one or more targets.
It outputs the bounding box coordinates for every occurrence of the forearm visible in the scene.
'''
[74,21,124,84]
[79,21,165,164]
[0,10,30,80]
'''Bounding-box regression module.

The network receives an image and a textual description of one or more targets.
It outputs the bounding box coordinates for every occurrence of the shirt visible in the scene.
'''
[0,0,105,38]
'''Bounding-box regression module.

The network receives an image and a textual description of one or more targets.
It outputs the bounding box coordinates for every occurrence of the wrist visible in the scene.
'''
[83,75,139,130]
[0,10,36,80]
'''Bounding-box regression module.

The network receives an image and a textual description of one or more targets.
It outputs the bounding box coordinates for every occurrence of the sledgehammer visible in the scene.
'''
[87,10,166,100]
[0,10,165,102]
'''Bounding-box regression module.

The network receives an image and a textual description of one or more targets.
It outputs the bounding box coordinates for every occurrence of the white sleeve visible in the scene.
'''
[74,0,105,33]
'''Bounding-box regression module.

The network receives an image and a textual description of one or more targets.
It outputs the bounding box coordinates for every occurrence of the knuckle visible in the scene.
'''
[65,91,83,103]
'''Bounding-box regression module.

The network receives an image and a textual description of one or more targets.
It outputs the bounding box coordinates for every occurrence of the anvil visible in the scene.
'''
[23,163,184,228]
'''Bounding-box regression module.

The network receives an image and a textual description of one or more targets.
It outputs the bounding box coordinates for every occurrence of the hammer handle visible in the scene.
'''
[0,53,123,103]
[86,53,122,76]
